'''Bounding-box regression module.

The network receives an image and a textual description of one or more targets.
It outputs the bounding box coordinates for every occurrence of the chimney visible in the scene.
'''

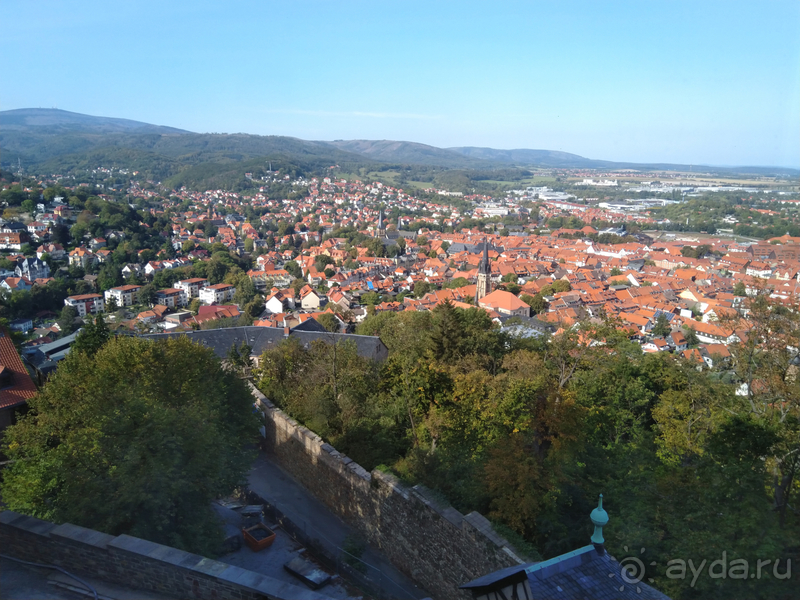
[283,326,290,338]
[590,494,609,555]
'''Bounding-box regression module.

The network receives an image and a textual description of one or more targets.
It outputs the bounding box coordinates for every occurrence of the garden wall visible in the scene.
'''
[0,511,328,600]
[252,385,525,600]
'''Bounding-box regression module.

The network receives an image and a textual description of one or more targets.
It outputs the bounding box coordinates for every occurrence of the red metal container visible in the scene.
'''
[242,523,276,551]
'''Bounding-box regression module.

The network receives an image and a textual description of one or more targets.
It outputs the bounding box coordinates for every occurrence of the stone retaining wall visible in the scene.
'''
[0,511,328,600]
[252,385,525,600]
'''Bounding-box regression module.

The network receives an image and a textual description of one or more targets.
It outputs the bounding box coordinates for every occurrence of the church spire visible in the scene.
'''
[475,237,491,303]
[376,210,386,238]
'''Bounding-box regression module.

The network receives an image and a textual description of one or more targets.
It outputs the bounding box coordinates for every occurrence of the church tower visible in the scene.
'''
[376,210,386,238]
[475,239,491,303]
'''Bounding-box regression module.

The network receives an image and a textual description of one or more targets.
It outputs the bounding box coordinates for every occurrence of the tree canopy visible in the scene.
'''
[254,299,799,599]
[1,336,258,556]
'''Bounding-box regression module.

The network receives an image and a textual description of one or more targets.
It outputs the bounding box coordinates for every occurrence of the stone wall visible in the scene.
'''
[252,385,525,600]
[0,511,328,600]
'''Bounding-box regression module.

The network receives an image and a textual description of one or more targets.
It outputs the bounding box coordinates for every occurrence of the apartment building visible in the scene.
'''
[156,288,189,309]
[64,294,104,317]
[104,284,142,307]
[175,278,209,298]
[198,283,235,305]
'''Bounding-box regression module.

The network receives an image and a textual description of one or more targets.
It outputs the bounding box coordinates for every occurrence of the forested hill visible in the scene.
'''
[2,109,796,184]
[0,109,382,187]
[0,108,190,134]
[325,139,493,169]
[449,146,604,168]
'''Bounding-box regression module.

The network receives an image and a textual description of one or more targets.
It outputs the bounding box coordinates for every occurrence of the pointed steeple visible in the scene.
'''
[475,237,492,303]
[376,210,386,238]
[478,238,491,275]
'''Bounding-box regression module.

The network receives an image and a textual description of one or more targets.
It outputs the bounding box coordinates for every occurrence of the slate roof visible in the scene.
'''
[140,326,388,362]
[22,329,84,376]
[461,546,671,600]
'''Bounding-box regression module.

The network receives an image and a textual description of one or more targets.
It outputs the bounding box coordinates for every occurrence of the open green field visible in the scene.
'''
[642,230,764,243]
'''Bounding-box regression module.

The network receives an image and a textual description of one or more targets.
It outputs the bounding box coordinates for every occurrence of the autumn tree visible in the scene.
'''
[1,336,258,556]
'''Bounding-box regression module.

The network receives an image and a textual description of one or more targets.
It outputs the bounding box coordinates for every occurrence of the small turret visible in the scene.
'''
[590,494,609,555]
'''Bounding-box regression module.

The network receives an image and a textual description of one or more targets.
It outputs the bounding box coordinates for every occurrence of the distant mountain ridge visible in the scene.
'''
[1,108,796,177]
[448,146,608,168]
[0,108,190,134]
[326,139,491,168]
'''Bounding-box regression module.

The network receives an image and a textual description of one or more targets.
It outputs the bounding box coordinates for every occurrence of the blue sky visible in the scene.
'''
[4,0,799,167]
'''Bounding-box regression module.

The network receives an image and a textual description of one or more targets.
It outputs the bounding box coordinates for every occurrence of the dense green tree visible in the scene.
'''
[683,325,700,347]
[314,255,334,272]
[283,260,302,279]
[651,314,671,337]
[97,264,123,291]
[414,281,431,298]
[71,314,111,357]
[138,283,156,306]
[1,336,258,556]
[57,305,79,334]
[316,312,339,333]
[521,293,547,314]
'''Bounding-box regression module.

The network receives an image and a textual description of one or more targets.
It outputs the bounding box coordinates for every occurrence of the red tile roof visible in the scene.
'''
[0,329,38,410]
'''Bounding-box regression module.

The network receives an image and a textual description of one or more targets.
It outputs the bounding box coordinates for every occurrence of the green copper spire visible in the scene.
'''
[590,494,609,546]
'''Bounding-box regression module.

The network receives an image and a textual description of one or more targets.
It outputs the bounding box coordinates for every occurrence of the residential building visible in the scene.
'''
[478,290,531,317]
[104,284,142,307]
[156,288,189,309]
[1,277,33,293]
[300,286,321,310]
[65,294,104,317]
[0,233,25,251]
[265,289,295,314]
[37,243,65,260]
[175,278,208,298]
[198,283,236,305]
[8,318,33,334]
[14,257,50,281]
[68,247,98,269]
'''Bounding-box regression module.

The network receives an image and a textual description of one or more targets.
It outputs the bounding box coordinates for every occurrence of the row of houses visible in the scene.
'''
[66,279,236,316]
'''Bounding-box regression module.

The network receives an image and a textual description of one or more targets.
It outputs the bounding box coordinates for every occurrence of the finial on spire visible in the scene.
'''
[590,494,609,553]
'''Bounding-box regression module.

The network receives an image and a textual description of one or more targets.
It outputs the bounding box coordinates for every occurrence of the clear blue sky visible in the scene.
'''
[4,0,799,167]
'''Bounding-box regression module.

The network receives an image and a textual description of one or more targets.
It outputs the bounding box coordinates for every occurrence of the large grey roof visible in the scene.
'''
[140,326,388,362]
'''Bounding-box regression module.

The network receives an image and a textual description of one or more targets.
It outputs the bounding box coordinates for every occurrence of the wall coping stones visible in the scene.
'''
[441,508,465,528]
[372,469,411,500]
[147,544,194,567]
[108,533,167,558]
[0,512,58,537]
[51,523,115,548]
[192,557,232,578]
[1,511,334,600]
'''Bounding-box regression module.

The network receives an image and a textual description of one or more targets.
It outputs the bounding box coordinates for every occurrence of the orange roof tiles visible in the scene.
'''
[0,329,38,409]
